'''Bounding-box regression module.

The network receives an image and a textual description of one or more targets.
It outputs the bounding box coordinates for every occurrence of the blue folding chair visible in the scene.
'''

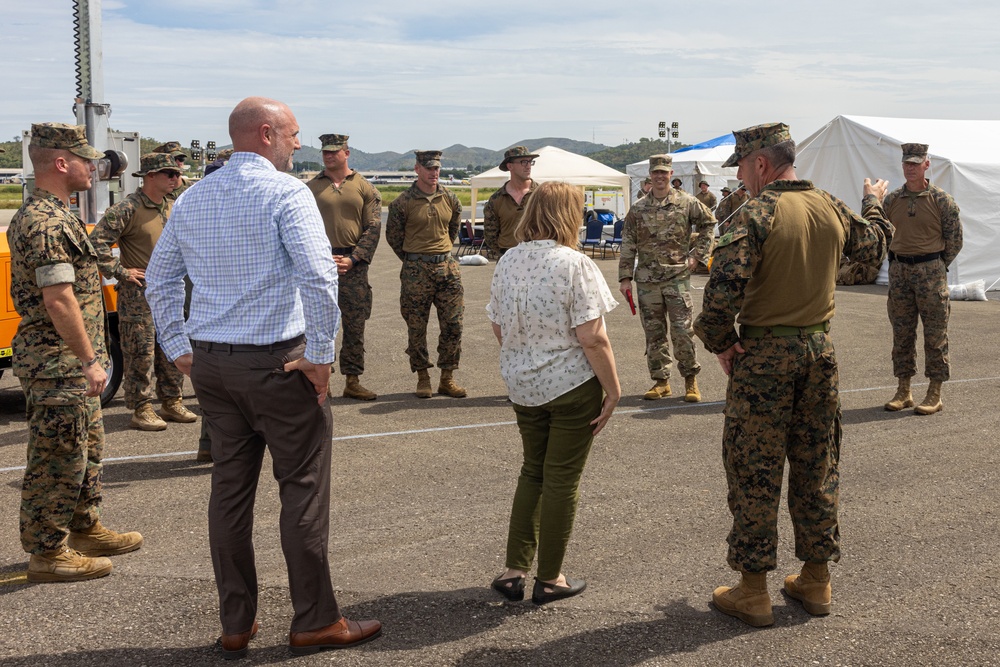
[581,211,604,257]
[602,219,624,259]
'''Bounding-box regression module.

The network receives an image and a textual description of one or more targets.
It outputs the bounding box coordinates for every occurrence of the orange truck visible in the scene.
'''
[0,225,124,407]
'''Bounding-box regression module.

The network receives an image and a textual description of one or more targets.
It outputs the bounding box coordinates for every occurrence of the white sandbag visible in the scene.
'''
[948,279,987,301]
[458,254,489,266]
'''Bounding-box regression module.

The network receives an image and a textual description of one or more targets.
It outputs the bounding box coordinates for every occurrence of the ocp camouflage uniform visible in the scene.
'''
[619,188,715,380]
[883,182,962,381]
[90,191,184,410]
[386,183,464,372]
[306,170,382,375]
[694,180,893,572]
[7,189,108,553]
[483,182,535,258]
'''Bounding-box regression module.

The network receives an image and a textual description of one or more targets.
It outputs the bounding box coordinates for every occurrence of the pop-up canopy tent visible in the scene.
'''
[626,134,738,202]
[469,145,630,221]
[795,115,1000,290]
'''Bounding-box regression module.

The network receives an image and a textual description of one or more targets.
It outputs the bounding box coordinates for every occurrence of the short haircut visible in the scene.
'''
[28,144,58,172]
[757,139,796,170]
[515,181,583,248]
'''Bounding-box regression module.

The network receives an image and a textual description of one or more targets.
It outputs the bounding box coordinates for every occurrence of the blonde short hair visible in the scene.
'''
[514,181,583,248]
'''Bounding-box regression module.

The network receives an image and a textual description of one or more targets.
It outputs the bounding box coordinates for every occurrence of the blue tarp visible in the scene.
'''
[673,133,735,153]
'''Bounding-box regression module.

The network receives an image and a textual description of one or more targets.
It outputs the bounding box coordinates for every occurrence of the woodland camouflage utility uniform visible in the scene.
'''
[8,188,108,553]
[694,179,893,573]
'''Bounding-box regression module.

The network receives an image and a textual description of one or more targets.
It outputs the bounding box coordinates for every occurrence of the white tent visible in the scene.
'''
[626,134,739,203]
[468,146,630,222]
[796,115,1000,290]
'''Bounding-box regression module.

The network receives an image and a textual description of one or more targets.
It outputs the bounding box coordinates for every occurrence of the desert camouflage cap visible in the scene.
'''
[30,123,103,160]
[499,145,540,171]
[320,134,349,151]
[721,186,732,193]
[648,154,673,173]
[901,143,929,164]
[132,153,179,177]
[721,123,791,168]
[153,141,185,157]
[217,148,234,161]
[414,150,442,168]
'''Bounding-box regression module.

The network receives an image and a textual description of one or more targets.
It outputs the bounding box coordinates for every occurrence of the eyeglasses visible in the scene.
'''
[513,159,536,167]
[162,171,182,179]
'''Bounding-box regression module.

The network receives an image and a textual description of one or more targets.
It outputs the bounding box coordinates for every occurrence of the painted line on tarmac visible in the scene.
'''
[0,570,29,587]
[1,375,999,475]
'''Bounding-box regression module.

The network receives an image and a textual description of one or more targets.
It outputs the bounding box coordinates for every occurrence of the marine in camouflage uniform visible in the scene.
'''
[9,123,142,582]
[386,150,466,398]
[618,154,715,402]
[90,153,196,430]
[881,143,963,415]
[153,141,192,201]
[307,133,382,400]
[695,180,717,211]
[693,122,893,626]
[483,146,538,259]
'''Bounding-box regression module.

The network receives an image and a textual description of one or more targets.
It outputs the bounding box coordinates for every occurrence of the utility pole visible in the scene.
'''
[658,121,680,153]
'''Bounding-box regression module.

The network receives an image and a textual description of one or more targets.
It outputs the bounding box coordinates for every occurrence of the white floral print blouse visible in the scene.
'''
[486,240,618,406]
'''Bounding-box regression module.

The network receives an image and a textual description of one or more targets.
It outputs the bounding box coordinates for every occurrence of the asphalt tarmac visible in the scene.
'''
[0,228,998,666]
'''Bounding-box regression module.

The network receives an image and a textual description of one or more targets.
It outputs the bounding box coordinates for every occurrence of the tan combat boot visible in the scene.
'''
[683,376,701,403]
[27,546,112,583]
[438,369,468,398]
[415,369,433,398]
[343,375,377,401]
[643,379,671,400]
[159,398,198,423]
[131,403,167,431]
[883,377,914,411]
[712,571,773,627]
[914,380,943,415]
[68,521,144,557]
[784,561,831,615]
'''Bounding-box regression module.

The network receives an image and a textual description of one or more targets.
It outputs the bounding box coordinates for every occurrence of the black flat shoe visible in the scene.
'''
[491,574,526,601]
[532,576,587,605]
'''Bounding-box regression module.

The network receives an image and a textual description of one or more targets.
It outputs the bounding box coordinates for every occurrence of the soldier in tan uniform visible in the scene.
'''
[153,141,192,201]
[636,177,652,201]
[90,153,198,430]
[386,150,466,398]
[8,123,142,583]
[618,155,715,402]
[694,122,893,627]
[880,143,963,415]
[483,146,538,259]
[696,180,717,211]
[307,133,382,400]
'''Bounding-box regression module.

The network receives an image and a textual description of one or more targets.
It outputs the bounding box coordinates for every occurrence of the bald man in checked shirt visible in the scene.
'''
[145,96,380,658]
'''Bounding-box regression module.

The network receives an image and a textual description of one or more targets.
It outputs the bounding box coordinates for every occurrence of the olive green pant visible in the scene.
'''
[505,376,602,580]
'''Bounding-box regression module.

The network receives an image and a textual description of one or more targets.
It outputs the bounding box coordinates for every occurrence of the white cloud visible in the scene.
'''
[3,1,999,152]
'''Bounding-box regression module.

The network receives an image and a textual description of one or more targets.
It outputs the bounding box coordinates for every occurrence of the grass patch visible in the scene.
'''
[1,184,24,209]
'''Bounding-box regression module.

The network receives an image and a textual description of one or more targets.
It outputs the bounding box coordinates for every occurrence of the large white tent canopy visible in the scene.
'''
[627,134,738,202]
[796,115,1000,290]
[468,146,630,221]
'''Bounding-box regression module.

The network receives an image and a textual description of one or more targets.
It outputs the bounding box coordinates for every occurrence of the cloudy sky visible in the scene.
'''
[5,1,999,153]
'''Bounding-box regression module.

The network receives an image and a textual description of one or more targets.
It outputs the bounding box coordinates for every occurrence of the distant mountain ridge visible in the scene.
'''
[294,137,609,171]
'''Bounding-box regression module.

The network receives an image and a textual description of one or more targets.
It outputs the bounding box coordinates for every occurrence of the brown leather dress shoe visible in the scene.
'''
[219,620,258,660]
[288,616,382,655]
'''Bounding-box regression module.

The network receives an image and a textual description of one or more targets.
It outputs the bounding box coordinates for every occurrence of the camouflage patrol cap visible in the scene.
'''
[648,154,673,173]
[320,134,349,151]
[642,177,652,185]
[901,143,929,164]
[153,141,185,157]
[132,152,179,177]
[721,123,792,168]
[30,123,103,159]
[499,145,540,171]
[414,150,442,168]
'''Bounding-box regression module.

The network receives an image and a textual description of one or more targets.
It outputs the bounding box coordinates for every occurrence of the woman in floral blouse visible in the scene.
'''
[486,181,621,605]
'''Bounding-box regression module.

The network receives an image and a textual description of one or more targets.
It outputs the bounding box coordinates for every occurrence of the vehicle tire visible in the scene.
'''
[100,329,123,407]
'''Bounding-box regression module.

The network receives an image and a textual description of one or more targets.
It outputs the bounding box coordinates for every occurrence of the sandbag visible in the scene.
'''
[458,254,489,266]
[948,279,987,301]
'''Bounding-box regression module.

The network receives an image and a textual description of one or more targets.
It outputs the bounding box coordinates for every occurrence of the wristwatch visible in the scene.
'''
[82,355,100,368]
